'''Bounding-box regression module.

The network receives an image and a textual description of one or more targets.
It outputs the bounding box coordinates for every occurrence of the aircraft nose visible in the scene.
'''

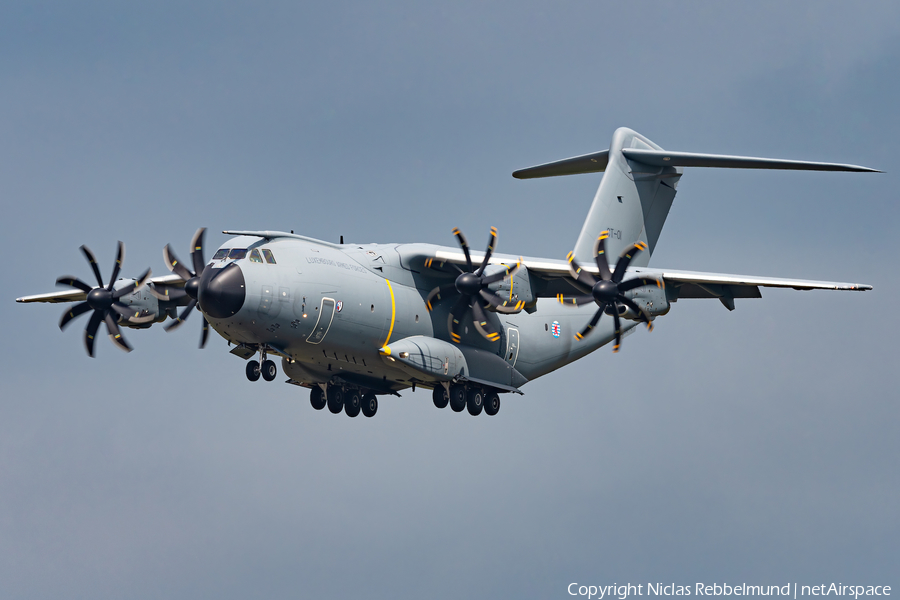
[198,263,245,318]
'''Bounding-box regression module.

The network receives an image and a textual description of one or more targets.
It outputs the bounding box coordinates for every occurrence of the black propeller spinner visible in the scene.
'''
[149,227,210,348]
[558,231,662,352]
[57,242,152,357]
[425,227,524,343]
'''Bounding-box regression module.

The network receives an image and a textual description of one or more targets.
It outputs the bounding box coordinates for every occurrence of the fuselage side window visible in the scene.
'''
[228,248,248,260]
[212,249,229,260]
[262,249,276,264]
[249,249,263,263]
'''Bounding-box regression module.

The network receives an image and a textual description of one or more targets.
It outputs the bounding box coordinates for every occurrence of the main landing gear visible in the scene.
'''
[245,350,277,383]
[310,385,378,418]
[433,384,500,416]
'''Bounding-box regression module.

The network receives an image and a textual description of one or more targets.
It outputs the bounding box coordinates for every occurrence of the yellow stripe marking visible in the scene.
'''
[383,279,396,347]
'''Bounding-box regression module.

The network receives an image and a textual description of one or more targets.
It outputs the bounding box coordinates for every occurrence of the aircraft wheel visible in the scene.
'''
[345,390,361,417]
[449,384,466,412]
[484,392,500,416]
[261,359,277,381]
[432,386,449,409]
[466,387,484,416]
[310,387,326,410]
[327,387,344,414]
[361,392,378,418]
[246,360,260,382]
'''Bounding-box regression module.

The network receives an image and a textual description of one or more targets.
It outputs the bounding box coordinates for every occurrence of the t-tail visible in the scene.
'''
[513,127,880,267]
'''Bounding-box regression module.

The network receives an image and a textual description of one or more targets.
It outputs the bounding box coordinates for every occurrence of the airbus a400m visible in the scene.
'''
[17,128,876,418]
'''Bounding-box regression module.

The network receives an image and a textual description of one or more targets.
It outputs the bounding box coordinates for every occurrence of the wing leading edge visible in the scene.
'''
[16,274,185,304]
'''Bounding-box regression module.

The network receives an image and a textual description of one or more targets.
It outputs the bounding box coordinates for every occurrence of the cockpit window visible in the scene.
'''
[228,248,248,260]
[262,249,276,264]
[249,249,263,263]
[212,249,229,260]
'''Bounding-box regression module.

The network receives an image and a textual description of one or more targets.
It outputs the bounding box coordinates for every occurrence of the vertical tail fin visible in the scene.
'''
[571,128,680,266]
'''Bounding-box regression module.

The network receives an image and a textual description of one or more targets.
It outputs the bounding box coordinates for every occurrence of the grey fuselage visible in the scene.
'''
[204,234,631,394]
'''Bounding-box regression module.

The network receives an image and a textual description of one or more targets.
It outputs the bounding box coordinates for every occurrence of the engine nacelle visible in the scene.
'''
[111,280,166,328]
[614,279,670,321]
[486,264,535,308]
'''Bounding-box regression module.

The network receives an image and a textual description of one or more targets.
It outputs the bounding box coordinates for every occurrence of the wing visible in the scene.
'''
[428,247,871,299]
[16,274,185,304]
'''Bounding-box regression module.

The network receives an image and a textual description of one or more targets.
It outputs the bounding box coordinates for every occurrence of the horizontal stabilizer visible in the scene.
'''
[512,150,609,179]
[621,149,881,172]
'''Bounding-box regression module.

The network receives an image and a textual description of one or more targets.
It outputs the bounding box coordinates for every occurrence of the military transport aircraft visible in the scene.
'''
[16,128,877,418]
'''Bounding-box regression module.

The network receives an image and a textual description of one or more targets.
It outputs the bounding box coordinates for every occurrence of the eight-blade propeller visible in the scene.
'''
[558,231,661,352]
[149,227,211,348]
[57,242,152,357]
[425,227,524,343]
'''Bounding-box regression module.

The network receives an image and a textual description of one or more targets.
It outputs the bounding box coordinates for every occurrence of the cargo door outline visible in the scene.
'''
[505,327,520,367]
[306,297,336,344]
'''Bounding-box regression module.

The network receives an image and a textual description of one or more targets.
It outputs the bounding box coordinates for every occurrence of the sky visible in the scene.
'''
[1,2,898,598]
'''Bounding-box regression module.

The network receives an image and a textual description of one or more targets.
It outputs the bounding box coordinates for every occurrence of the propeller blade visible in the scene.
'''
[190,227,207,277]
[104,311,133,352]
[452,228,473,271]
[566,252,599,288]
[112,268,152,299]
[556,293,595,307]
[446,295,470,344]
[611,308,622,352]
[593,231,613,281]
[478,289,524,314]
[616,296,654,330]
[574,304,605,340]
[163,244,195,282]
[110,302,138,320]
[111,301,156,324]
[147,282,188,301]
[470,299,501,342]
[59,302,92,330]
[56,276,93,293]
[84,310,103,357]
[107,241,125,290]
[617,277,662,292]
[475,226,497,277]
[611,241,648,283]
[480,258,522,285]
[200,316,209,348]
[425,284,457,311]
[165,299,197,332]
[80,245,105,287]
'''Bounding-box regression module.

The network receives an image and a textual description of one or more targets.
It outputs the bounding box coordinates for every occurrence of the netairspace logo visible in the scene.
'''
[567,584,892,600]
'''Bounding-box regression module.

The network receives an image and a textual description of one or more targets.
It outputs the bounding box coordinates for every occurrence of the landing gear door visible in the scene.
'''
[505,327,520,367]
[306,297,336,344]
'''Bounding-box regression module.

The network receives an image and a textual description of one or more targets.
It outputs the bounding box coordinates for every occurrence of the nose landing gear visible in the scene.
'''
[244,347,278,382]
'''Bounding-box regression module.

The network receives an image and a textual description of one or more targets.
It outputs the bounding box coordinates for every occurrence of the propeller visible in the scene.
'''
[149,227,211,348]
[57,242,152,357]
[425,227,524,343]
[557,231,662,352]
